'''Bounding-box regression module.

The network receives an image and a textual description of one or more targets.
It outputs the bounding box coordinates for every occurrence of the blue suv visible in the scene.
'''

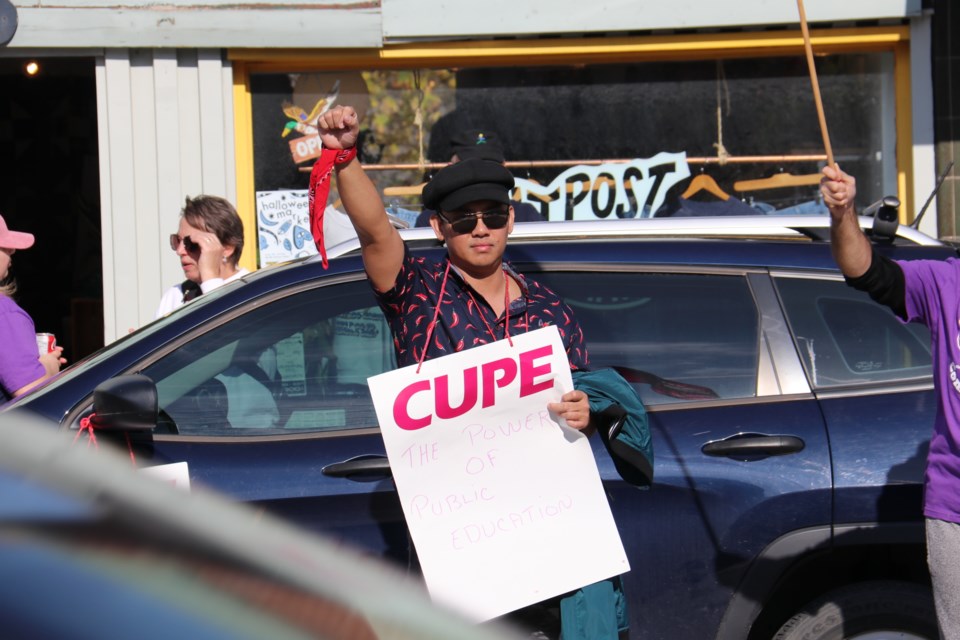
[5,216,951,639]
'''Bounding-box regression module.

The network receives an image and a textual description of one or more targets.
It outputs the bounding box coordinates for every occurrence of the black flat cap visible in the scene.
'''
[422,158,515,212]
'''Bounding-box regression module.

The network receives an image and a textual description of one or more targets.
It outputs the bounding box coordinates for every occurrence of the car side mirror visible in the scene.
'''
[89,374,158,432]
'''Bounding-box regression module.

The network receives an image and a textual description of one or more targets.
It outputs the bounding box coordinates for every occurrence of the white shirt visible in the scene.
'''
[155,268,250,319]
[214,366,280,429]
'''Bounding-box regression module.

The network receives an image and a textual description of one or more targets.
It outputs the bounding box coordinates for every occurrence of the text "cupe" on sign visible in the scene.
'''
[392,345,555,431]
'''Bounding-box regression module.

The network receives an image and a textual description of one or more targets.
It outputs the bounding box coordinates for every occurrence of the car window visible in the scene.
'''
[775,276,932,388]
[140,280,396,435]
[533,271,760,405]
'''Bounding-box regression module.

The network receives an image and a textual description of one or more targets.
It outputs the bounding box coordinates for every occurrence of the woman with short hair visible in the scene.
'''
[156,195,247,318]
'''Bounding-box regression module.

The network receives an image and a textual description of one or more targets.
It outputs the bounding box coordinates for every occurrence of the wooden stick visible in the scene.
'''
[797,0,835,168]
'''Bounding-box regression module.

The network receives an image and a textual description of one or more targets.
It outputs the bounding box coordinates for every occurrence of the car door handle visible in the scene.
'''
[322,455,393,480]
[701,434,805,458]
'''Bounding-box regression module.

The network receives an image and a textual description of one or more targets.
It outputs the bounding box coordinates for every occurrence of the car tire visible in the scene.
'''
[773,580,938,640]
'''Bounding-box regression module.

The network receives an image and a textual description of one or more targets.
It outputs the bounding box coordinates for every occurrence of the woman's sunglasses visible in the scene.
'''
[169,234,199,252]
[437,207,510,234]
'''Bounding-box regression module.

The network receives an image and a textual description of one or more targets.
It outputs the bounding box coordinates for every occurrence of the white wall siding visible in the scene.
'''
[9,1,382,48]
[153,50,185,302]
[175,52,204,200]
[96,49,235,342]
[130,49,162,327]
[94,58,117,345]
[382,0,921,40]
[98,51,137,343]
[198,51,228,194]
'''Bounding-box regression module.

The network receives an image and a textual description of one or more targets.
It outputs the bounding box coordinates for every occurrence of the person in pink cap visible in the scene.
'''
[0,214,66,402]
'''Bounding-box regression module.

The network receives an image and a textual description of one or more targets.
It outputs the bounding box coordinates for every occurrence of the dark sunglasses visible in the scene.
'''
[169,233,199,252]
[437,207,510,234]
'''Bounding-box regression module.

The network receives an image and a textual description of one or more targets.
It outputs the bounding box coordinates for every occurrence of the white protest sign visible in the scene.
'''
[368,325,628,622]
[140,461,191,491]
[513,151,690,221]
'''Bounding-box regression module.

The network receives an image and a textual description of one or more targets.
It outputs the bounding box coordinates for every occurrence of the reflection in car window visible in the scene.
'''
[776,277,932,388]
[533,271,760,405]
[141,280,396,435]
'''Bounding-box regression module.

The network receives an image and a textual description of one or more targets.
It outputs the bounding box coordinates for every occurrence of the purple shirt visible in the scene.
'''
[898,257,960,523]
[0,295,45,401]
[374,250,589,370]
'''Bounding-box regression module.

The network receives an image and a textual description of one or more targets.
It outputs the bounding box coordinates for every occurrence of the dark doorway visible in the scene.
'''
[0,56,103,362]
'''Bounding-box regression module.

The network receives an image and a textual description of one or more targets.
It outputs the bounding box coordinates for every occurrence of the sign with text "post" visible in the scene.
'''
[513,151,690,221]
[368,325,628,622]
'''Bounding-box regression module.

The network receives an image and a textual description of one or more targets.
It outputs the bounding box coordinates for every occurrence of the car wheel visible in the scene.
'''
[773,580,937,640]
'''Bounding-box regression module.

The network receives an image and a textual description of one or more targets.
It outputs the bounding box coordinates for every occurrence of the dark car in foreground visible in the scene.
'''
[4,216,951,639]
[0,410,522,640]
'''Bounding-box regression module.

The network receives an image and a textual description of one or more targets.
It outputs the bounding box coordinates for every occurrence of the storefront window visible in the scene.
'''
[248,52,895,265]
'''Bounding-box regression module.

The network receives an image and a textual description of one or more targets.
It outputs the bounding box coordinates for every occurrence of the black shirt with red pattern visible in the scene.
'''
[373,247,589,370]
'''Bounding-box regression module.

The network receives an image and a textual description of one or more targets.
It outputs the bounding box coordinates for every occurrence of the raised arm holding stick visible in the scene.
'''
[809,2,960,630]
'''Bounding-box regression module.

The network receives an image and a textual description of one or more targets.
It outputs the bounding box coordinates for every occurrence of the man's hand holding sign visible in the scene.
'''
[316,105,629,637]
[369,325,627,622]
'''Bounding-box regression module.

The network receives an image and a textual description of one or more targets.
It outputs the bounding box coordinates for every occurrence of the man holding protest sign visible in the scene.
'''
[316,105,591,426]
[316,105,627,639]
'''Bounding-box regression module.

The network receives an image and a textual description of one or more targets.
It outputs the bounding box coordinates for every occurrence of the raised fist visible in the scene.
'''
[317,105,360,151]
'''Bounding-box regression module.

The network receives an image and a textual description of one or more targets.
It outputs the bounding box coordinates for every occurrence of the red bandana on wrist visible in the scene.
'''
[308,146,357,268]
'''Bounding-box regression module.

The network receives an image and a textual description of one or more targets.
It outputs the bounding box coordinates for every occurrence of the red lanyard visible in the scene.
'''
[418,263,515,373]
